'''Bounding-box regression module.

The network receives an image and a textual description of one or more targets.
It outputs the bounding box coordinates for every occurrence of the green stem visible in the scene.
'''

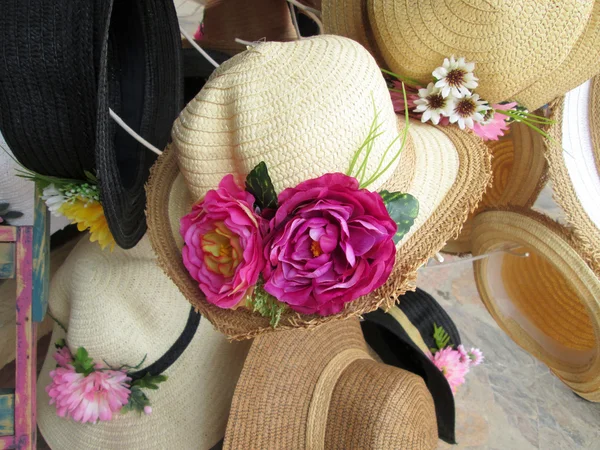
[381,68,421,87]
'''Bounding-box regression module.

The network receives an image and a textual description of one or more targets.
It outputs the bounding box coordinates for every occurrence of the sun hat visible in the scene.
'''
[444,122,548,254]
[37,235,251,449]
[544,76,600,268]
[471,208,600,401]
[322,0,600,110]
[222,317,438,449]
[361,288,462,444]
[146,35,492,339]
[0,0,183,250]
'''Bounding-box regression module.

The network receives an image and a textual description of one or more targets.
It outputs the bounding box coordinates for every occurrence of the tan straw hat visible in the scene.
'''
[471,208,600,401]
[222,317,438,449]
[322,0,600,109]
[37,236,251,449]
[444,122,548,254]
[545,76,600,268]
[146,35,491,339]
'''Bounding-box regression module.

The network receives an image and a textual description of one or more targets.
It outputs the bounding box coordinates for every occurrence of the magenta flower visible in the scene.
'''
[53,347,73,367]
[46,366,131,423]
[263,173,397,316]
[429,347,470,394]
[180,174,265,309]
[472,102,517,141]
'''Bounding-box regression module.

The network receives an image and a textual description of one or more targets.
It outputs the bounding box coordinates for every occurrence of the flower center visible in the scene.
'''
[201,222,242,277]
[426,93,446,110]
[310,240,323,257]
[446,69,465,87]
[455,98,476,118]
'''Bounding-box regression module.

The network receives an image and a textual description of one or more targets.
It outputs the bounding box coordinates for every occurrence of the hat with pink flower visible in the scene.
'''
[146,35,492,339]
[37,235,251,449]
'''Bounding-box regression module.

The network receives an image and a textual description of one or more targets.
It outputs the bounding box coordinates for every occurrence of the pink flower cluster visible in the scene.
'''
[429,344,484,394]
[46,347,131,424]
[180,173,397,316]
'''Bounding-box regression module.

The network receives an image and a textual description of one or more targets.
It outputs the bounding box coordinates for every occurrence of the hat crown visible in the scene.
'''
[172,35,400,201]
[50,236,191,370]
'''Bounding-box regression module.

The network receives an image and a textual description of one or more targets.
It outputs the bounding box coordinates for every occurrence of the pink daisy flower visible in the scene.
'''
[467,347,484,366]
[46,366,131,423]
[457,344,469,365]
[429,347,470,394]
[472,102,517,141]
[53,347,73,367]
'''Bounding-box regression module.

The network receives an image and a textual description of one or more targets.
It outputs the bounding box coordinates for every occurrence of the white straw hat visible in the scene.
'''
[146,35,492,339]
[0,133,70,232]
[545,76,600,269]
[37,235,251,449]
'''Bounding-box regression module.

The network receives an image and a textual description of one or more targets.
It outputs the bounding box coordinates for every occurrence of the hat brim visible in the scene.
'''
[444,122,548,254]
[146,118,491,339]
[96,0,182,249]
[545,77,600,270]
[471,208,600,401]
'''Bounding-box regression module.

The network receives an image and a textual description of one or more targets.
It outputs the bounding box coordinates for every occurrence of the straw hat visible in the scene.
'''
[322,0,600,109]
[362,288,462,444]
[545,76,600,268]
[222,317,438,449]
[37,236,251,449]
[471,208,600,401]
[146,35,492,339]
[444,123,548,254]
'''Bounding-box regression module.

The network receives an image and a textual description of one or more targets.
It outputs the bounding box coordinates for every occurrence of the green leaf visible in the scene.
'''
[245,162,278,211]
[432,323,451,352]
[132,373,168,390]
[72,347,95,376]
[54,339,66,349]
[247,278,287,328]
[123,386,151,415]
[379,191,419,244]
[83,170,98,183]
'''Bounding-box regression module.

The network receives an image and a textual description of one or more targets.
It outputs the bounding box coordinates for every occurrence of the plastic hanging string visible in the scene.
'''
[421,246,530,270]
[286,0,324,34]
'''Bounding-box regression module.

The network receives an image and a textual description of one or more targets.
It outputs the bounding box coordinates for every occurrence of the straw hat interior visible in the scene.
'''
[471,209,600,401]
[37,236,252,449]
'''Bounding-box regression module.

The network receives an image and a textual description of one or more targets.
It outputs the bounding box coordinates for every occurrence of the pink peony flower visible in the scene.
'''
[180,174,265,309]
[429,347,470,394]
[390,81,420,113]
[46,366,131,423]
[53,347,73,367]
[472,102,517,141]
[263,173,397,316]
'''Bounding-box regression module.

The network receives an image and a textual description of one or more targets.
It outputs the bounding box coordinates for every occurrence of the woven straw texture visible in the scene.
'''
[37,236,251,449]
[365,0,593,107]
[223,318,438,449]
[146,36,491,339]
[545,79,600,271]
[471,208,600,401]
[444,122,547,254]
[592,73,600,174]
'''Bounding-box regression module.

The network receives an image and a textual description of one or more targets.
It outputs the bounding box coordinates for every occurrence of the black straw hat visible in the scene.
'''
[0,0,183,249]
[362,288,461,444]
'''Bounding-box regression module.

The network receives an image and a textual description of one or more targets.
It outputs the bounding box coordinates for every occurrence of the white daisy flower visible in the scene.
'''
[448,93,491,130]
[432,56,478,98]
[413,82,456,125]
[41,184,67,217]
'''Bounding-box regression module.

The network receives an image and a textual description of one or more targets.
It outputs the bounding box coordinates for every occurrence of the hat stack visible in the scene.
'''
[469,76,600,401]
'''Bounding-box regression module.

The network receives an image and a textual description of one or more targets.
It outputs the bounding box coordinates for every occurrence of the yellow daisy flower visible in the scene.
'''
[59,199,115,251]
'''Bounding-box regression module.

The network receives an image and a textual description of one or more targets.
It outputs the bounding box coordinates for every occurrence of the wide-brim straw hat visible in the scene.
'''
[361,288,461,444]
[444,122,548,254]
[322,0,600,110]
[222,317,438,449]
[37,236,251,449]
[545,76,600,268]
[471,208,600,401]
[146,36,491,340]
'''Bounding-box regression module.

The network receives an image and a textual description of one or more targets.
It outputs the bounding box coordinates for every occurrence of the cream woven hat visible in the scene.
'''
[471,208,600,401]
[545,76,600,268]
[0,133,70,232]
[37,235,251,449]
[222,317,438,449]
[323,0,600,110]
[444,122,548,254]
[146,35,491,339]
